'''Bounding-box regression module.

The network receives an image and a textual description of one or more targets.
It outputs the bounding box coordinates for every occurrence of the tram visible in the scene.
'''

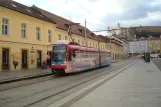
[50,41,111,74]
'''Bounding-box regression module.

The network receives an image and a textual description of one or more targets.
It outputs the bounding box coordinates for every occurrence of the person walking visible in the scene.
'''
[46,57,51,68]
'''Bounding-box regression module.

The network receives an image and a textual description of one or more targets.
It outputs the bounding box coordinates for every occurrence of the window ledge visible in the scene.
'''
[22,37,28,39]
[2,34,10,36]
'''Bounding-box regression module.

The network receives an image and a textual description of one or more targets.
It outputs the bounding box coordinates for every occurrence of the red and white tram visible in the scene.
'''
[50,43,111,74]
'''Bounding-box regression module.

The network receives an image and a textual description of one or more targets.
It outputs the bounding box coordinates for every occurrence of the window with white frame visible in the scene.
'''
[36,27,41,40]
[2,18,9,35]
[21,23,27,38]
[65,36,68,40]
[58,35,61,40]
[48,30,52,42]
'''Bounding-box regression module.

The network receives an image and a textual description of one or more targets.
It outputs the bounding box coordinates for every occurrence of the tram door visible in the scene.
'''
[37,51,42,68]
[22,50,28,68]
[2,48,9,70]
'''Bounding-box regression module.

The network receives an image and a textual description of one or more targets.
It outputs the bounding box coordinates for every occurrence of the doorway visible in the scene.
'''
[2,48,9,70]
[47,51,52,58]
[22,50,28,68]
[37,51,42,68]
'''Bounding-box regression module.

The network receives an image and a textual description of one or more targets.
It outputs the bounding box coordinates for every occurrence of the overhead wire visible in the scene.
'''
[71,0,108,29]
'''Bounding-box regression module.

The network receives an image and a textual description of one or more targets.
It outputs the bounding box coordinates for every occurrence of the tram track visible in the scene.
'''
[0,59,137,107]
[0,59,127,91]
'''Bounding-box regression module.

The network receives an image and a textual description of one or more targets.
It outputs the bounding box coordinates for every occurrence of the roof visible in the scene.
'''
[96,35,109,43]
[0,0,55,23]
[32,5,99,41]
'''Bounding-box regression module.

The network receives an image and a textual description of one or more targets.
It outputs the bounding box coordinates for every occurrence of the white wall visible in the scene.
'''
[129,40,148,54]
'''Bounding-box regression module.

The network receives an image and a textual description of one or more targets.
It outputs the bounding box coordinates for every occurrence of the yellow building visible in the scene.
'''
[0,0,59,71]
[108,37,124,60]
[0,0,124,72]
[148,39,161,52]
[33,5,100,49]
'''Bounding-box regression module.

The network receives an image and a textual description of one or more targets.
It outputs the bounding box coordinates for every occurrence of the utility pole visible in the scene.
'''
[85,19,87,41]
[85,19,88,47]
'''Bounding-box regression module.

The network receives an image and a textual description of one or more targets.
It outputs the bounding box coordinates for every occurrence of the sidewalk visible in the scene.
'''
[0,68,52,83]
[54,60,161,107]
[0,60,121,84]
[111,60,119,63]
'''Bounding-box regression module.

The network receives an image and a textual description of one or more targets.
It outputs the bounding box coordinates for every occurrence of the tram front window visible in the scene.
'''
[52,46,66,63]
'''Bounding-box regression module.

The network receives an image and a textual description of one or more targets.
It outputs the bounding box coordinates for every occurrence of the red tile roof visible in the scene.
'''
[32,5,99,41]
[0,0,55,23]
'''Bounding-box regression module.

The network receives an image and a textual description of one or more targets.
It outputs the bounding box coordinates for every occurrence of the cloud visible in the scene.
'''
[101,0,161,28]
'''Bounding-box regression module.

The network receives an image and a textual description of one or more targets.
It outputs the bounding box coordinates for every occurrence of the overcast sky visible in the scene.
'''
[14,0,161,35]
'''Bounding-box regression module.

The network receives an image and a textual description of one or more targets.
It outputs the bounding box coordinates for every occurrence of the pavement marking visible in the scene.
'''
[48,61,138,107]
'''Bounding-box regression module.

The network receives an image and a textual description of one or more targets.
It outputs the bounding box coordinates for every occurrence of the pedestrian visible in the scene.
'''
[46,57,51,68]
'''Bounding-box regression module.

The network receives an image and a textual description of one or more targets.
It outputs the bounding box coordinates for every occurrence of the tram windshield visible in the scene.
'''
[52,45,66,63]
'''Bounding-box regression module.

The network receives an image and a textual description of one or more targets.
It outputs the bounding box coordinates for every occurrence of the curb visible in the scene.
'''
[0,60,121,85]
[0,73,53,85]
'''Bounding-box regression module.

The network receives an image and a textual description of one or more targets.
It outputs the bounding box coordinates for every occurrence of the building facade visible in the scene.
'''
[121,39,129,58]
[129,39,149,54]
[0,0,124,72]
[148,38,161,53]
[0,0,58,71]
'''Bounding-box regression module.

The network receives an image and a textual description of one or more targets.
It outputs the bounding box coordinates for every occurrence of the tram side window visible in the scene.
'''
[68,51,72,61]
[72,49,76,58]
[80,51,83,58]
[88,52,91,58]
[84,52,88,58]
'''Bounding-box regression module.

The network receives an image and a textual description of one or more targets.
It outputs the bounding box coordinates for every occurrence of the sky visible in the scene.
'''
[14,0,161,35]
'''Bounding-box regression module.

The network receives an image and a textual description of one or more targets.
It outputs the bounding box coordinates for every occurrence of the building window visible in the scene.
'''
[90,42,91,47]
[65,36,68,40]
[2,18,9,35]
[58,35,61,40]
[21,23,27,38]
[96,44,97,48]
[36,27,41,40]
[48,30,52,42]
[73,38,75,42]
[93,43,94,47]
[78,40,80,44]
